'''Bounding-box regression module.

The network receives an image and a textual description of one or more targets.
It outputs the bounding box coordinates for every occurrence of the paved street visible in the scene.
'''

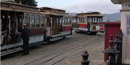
[1,31,105,65]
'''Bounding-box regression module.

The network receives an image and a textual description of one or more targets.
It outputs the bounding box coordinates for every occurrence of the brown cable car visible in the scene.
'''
[72,12,105,35]
[0,2,72,56]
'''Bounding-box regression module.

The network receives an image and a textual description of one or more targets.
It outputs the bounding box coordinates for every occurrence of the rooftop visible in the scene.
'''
[111,0,130,4]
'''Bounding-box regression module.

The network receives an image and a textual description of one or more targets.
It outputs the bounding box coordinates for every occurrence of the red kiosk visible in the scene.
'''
[100,22,121,61]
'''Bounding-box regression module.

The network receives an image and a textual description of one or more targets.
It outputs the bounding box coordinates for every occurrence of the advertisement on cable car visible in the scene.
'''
[90,24,104,31]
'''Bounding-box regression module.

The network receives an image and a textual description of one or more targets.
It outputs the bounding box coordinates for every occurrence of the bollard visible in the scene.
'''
[103,35,119,65]
[118,29,123,41]
[118,29,123,63]
[113,32,122,65]
[81,50,90,65]
[113,32,122,51]
[118,29,123,65]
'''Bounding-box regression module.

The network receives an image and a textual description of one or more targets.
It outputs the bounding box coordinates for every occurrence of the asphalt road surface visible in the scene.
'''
[1,31,105,65]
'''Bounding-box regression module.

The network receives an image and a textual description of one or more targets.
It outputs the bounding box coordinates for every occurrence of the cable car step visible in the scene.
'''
[1,47,23,56]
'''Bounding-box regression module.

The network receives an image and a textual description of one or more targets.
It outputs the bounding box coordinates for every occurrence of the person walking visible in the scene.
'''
[21,23,30,55]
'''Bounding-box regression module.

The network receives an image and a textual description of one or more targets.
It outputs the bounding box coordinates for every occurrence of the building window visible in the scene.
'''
[30,15,35,28]
[36,15,40,27]
[25,14,30,27]
[41,16,44,27]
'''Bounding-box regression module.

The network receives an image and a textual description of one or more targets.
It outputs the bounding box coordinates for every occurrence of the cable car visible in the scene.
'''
[0,2,72,56]
[72,12,104,35]
[40,7,72,43]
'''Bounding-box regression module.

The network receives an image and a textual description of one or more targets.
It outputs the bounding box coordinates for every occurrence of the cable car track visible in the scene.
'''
[25,35,102,65]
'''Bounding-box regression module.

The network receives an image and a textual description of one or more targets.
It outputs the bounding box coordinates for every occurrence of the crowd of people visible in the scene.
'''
[1,22,30,55]
[1,22,21,46]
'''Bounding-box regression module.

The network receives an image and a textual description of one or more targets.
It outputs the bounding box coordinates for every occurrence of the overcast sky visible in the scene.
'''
[36,0,121,14]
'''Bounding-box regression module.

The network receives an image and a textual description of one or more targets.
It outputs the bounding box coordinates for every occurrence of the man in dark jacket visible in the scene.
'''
[21,24,30,55]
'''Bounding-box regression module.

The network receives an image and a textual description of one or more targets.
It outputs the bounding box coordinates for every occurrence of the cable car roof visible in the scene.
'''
[76,12,103,17]
[1,2,40,9]
[77,12,100,15]
[40,7,65,12]
[111,0,130,4]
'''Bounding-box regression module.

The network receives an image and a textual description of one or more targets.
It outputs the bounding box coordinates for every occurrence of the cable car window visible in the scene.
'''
[85,17,87,23]
[60,18,62,24]
[36,16,40,27]
[77,18,79,23]
[63,18,64,24]
[93,17,95,23]
[81,17,82,23]
[25,15,30,27]
[88,18,90,23]
[68,18,69,24]
[97,18,100,23]
[74,18,76,22]
[100,18,102,22]
[2,3,8,8]
[30,15,35,28]
[65,18,67,24]
[69,18,71,24]
[41,16,44,27]
[95,17,97,23]
[79,17,80,23]
[83,17,84,23]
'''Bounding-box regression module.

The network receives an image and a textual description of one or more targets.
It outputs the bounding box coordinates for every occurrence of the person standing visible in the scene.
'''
[21,24,30,55]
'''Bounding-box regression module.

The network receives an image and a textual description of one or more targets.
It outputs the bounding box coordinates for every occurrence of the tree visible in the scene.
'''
[15,0,37,6]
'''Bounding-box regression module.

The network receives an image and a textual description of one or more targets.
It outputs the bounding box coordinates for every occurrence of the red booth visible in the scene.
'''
[100,22,121,61]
